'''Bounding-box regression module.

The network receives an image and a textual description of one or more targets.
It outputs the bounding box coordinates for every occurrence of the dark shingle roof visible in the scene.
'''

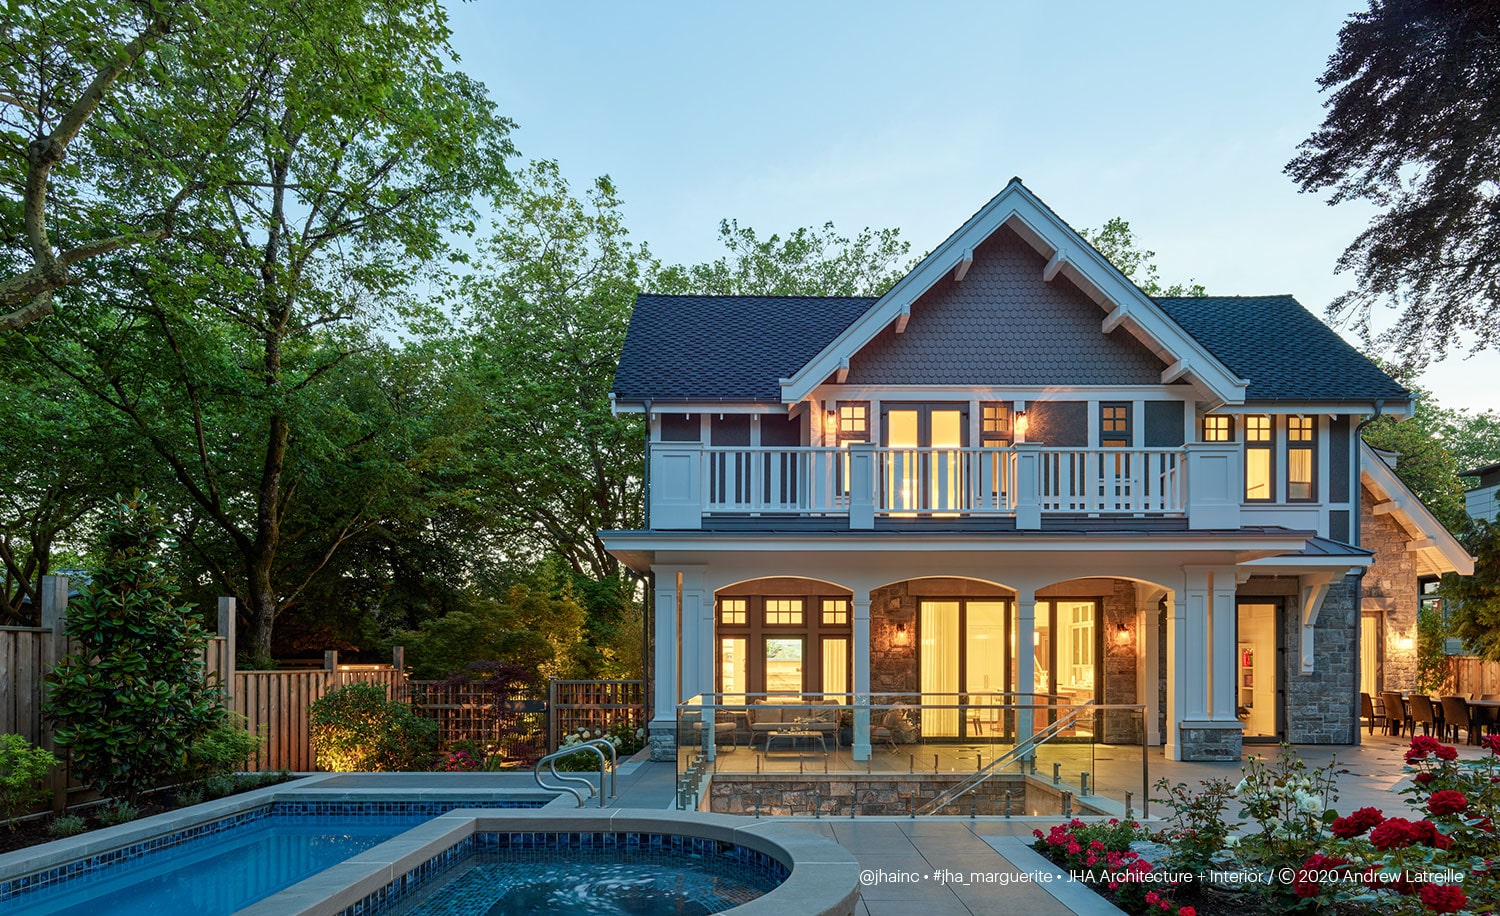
[612,292,1409,404]
[1153,295,1409,402]
[612,295,875,400]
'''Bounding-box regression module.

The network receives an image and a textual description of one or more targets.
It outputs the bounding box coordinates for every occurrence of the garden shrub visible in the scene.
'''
[46,814,85,837]
[45,495,227,804]
[0,733,58,830]
[97,801,137,826]
[309,681,438,772]
[553,721,646,772]
[183,714,264,783]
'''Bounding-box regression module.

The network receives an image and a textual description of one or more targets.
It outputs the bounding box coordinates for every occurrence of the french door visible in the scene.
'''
[881,404,967,513]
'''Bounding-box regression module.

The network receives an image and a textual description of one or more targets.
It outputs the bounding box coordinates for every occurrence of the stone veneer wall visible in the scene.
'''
[1361,484,1418,693]
[705,774,1108,818]
[868,577,1140,743]
[1283,574,1362,745]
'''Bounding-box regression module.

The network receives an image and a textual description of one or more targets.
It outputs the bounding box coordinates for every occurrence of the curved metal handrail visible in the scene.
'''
[533,739,618,808]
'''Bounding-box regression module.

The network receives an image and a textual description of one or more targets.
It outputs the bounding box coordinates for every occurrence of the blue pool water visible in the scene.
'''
[385,843,785,915]
[1,813,426,915]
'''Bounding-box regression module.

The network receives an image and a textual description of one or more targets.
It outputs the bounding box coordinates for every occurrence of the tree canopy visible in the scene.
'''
[1078,218,1206,297]
[1287,0,1500,364]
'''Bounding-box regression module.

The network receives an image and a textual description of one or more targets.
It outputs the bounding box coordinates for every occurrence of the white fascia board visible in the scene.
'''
[1239,556,1373,572]
[809,383,1201,402]
[1229,401,1416,416]
[778,181,1249,405]
[645,401,784,415]
[599,531,1310,556]
[1360,442,1475,575]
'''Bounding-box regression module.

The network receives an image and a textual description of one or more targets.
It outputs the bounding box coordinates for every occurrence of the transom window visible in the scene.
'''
[1203,415,1233,442]
[765,599,804,625]
[821,599,849,625]
[1101,403,1131,447]
[838,402,869,442]
[719,598,747,625]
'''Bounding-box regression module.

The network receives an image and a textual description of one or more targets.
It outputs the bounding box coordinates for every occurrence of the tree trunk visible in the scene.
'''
[246,569,277,663]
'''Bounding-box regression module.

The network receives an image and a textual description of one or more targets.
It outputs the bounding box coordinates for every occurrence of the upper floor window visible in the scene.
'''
[1203,415,1234,442]
[1287,415,1316,502]
[1101,403,1131,447]
[821,599,849,625]
[837,402,869,443]
[1245,415,1273,501]
[980,403,1012,446]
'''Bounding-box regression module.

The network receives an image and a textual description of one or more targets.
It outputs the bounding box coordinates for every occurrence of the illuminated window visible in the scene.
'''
[980,403,1012,445]
[1101,403,1131,447]
[1245,415,1273,501]
[1287,415,1315,501]
[1203,415,1233,442]
[765,599,804,626]
[837,402,869,442]
[821,599,849,625]
[719,637,746,704]
[719,598,747,625]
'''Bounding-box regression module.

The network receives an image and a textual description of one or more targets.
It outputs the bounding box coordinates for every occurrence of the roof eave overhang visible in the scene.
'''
[600,528,1309,574]
[1361,442,1476,576]
[778,181,1249,406]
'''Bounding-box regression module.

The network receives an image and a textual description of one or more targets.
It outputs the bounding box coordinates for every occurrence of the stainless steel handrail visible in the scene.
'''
[533,738,618,808]
[917,701,1096,816]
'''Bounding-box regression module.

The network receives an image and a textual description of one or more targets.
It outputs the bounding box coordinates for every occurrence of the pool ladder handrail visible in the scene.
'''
[534,738,619,808]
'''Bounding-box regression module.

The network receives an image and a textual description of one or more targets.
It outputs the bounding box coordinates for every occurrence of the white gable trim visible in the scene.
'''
[1360,442,1474,576]
[778,180,1249,404]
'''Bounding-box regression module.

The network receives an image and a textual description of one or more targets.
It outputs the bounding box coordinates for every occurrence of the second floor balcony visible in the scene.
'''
[649,442,1244,531]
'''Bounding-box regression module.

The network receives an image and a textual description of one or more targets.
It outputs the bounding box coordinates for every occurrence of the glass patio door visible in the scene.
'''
[919,599,1011,738]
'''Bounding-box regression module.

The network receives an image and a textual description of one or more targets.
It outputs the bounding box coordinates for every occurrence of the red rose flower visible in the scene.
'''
[1414,772,1436,786]
[1178,908,1196,916]
[1294,853,1349,899]
[1370,818,1452,851]
[1411,735,1443,753]
[1427,790,1468,816]
[1330,806,1386,838]
[1484,734,1500,754]
[1434,744,1458,761]
[1419,883,1467,914]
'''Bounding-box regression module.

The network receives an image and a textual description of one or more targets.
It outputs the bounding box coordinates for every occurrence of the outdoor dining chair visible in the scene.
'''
[1440,696,1481,746]
[1360,693,1379,735]
[1408,694,1439,737]
[1381,691,1408,736]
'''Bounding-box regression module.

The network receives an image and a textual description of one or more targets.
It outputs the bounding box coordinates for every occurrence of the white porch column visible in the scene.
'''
[1209,569,1239,721]
[678,566,711,701]
[1182,569,1210,721]
[852,594,872,761]
[649,569,679,733]
[1138,590,1163,747]
[1015,589,1036,740]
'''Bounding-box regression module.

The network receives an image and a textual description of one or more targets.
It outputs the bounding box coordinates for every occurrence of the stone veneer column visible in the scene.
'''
[1139,590,1162,746]
[852,595,872,761]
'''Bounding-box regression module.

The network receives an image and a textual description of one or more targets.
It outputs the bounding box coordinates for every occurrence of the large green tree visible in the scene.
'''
[18,0,514,660]
[1078,218,1206,297]
[1287,0,1500,363]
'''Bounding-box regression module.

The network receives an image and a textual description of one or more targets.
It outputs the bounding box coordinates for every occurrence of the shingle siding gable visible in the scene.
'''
[843,226,1167,386]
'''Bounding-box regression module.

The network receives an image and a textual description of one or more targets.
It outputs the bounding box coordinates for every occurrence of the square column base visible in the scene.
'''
[1176,721,1243,761]
[648,722,677,762]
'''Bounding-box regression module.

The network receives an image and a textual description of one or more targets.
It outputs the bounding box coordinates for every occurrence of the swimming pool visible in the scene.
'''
[0,796,549,916]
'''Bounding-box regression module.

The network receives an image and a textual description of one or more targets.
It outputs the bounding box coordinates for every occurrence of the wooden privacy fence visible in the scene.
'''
[238,653,407,772]
[1450,656,1500,697]
[548,679,645,751]
[406,681,548,764]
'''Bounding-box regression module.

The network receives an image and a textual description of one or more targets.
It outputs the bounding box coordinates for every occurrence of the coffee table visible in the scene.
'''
[765,728,827,756]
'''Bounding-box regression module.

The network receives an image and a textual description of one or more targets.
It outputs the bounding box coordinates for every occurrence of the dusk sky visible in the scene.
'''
[447,1,1498,414]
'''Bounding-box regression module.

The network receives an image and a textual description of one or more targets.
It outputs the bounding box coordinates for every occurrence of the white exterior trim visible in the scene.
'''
[778,180,1249,406]
[1360,442,1474,576]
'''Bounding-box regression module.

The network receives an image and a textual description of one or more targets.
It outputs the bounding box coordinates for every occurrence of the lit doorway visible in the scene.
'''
[1360,614,1381,699]
[1237,602,1281,741]
[882,404,967,513]
[918,599,1010,738]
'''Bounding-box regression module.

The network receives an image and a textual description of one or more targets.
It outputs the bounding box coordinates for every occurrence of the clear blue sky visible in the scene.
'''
[446,1,1497,414]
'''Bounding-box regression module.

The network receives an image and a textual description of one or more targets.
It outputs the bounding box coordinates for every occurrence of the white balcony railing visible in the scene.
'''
[648,443,1236,531]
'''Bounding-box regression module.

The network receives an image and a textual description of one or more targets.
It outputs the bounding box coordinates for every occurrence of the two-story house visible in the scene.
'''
[602,180,1470,762]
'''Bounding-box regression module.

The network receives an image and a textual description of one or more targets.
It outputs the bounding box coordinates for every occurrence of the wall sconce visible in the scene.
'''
[893,622,911,647]
[1115,623,1130,646]
[824,410,838,436]
[1014,410,1028,441]
[1397,635,1415,651]
[1033,630,1041,646]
